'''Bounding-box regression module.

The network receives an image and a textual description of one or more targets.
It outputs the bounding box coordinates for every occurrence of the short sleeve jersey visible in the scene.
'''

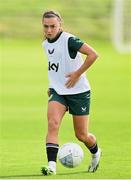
[68,37,84,59]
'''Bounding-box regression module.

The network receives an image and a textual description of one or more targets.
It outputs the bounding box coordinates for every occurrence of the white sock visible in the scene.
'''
[48,161,56,171]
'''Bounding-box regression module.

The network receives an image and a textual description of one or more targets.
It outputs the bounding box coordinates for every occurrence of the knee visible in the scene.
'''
[75,132,88,143]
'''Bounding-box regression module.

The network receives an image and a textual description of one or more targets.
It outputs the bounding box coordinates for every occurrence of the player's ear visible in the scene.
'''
[60,25,63,31]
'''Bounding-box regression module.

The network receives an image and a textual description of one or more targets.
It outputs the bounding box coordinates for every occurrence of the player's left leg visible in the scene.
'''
[73,115,101,172]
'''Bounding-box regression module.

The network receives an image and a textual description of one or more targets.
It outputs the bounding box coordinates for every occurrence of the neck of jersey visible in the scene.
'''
[47,31,63,43]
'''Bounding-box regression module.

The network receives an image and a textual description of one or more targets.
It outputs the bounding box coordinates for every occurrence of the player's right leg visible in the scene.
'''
[41,91,67,175]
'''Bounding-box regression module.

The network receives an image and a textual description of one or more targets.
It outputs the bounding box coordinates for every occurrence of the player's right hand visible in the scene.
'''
[47,89,51,97]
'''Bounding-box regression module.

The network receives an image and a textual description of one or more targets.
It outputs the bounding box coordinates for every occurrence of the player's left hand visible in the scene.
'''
[65,72,80,88]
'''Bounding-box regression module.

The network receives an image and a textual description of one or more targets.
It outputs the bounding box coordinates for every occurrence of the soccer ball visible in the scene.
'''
[58,142,84,168]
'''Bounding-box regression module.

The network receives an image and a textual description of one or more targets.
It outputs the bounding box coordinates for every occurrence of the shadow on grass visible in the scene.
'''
[0,171,88,179]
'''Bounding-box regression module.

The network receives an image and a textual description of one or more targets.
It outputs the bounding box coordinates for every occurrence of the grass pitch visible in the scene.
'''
[0,39,131,179]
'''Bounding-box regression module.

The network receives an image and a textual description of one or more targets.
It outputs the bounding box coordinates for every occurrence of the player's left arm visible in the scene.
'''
[77,43,98,74]
[65,43,98,88]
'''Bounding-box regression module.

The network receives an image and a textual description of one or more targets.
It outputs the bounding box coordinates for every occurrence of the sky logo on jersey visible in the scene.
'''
[48,61,59,72]
[48,49,55,54]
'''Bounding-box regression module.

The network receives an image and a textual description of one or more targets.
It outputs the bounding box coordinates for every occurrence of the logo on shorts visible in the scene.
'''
[86,94,90,99]
[81,107,87,112]
[49,94,53,101]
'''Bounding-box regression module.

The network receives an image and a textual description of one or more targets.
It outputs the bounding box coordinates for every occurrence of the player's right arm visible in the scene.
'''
[47,89,51,97]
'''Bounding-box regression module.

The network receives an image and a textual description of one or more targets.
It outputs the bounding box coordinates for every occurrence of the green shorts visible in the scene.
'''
[48,88,91,115]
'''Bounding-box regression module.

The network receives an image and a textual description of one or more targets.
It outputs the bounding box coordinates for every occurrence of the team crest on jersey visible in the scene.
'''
[48,49,55,54]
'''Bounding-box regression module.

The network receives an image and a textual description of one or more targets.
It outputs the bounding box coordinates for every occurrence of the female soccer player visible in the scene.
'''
[41,10,101,175]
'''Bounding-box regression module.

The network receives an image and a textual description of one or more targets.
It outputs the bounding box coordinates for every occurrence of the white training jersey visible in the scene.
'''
[42,31,91,95]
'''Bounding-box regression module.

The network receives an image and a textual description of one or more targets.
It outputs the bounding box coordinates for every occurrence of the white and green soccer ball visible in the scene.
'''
[58,142,84,168]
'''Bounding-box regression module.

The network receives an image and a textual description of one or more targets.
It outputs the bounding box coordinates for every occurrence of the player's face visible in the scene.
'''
[42,17,61,40]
